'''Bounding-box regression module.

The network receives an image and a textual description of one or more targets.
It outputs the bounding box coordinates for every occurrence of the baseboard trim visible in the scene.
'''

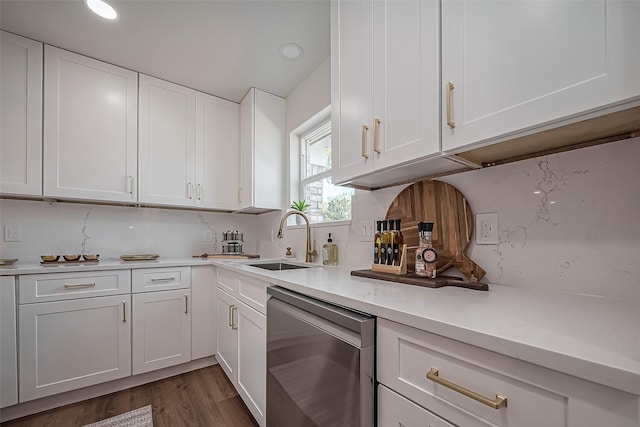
[0,356,218,422]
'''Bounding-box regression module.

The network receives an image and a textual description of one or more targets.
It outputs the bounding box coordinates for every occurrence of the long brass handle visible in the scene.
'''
[184,295,188,314]
[196,183,202,200]
[64,282,96,289]
[126,176,133,194]
[373,118,382,153]
[228,304,235,327]
[122,300,126,322]
[231,306,238,330]
[150,277,175,283]
[446,82,455,128]
[187,182,193,199]
[361,124,369,159]
[426,368,507,409]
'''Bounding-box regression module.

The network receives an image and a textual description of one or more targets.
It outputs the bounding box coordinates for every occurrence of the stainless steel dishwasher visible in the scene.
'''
[266,286,375,427]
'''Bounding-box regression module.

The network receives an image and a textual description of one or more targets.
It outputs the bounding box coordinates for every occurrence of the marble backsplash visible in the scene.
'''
[0,200,259,263]
[258,137,640,301]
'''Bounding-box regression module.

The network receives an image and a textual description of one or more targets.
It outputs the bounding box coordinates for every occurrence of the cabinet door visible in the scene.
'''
[331,0,375,183]
[239,88,285,211]
[138,74,196,207]
[0,277,18,408]
[43,46,138,202]
[0,31,42,197]
[442,0,640,152]
[195,92,240,210]
[372,0,440,170]
[237,300,266,427]
[19,295,131,402]
[378,385,455,427]
[191,266,217,360]
[216,288,238,383]
[132,289,191,374]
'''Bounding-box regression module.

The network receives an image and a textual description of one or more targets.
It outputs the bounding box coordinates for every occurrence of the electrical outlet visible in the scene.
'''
[4,225,22,242]
[475,213,498,245]
[359,220,374,242]
[203,230,213,242]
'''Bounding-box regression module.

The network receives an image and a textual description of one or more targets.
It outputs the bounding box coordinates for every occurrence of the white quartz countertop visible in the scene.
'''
[214,259,640,396]
[3,257,639,396]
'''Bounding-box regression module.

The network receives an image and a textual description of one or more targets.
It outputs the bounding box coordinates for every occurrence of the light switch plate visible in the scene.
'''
[359,220,374,242]
[475,213,498,245]
[4,225,22,242]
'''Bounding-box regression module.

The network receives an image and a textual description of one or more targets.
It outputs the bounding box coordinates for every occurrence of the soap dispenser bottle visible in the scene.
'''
[322,233,338,266]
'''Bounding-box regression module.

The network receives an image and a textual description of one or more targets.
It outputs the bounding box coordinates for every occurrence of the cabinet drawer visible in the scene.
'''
[132,267,190,293]
[378,384,454,427]
[217,268,238,296]
[237,274,268,314]
[377,318,640,427]
[19,270,131,303]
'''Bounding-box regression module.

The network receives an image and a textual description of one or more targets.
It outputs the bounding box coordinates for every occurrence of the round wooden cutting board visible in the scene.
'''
[385,179,486,281]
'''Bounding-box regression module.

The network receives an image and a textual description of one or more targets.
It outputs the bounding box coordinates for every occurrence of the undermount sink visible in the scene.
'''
[248,262,311,271]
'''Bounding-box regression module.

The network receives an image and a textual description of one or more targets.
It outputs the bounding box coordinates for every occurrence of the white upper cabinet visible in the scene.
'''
[139,75,241,209]
[43,45,138,203]
[331,0,441,185]
[442,0,640,153]
[1,32,43,197]
[196,92,241,210]
[138,74,196,207]
[239,88,285,212]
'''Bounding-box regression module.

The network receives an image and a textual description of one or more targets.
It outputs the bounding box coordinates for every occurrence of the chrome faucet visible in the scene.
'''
[277,210,317,263]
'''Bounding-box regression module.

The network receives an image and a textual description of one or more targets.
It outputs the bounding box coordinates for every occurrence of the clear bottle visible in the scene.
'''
[394,219,404,266]
[322,233,338,266]
[415,222,427,276]
[415,222,438,278]
[374,220,382,264]
[387,219,395,265]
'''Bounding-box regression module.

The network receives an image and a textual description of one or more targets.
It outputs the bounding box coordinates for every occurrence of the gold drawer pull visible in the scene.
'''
[426,368,507,409]
[446,82,455,128]
[64,282,96,289]
[151,277,175,283]
[228,304,235,327]
[184,295,189,314]
[361,124,369,159]
[122,300,127,322]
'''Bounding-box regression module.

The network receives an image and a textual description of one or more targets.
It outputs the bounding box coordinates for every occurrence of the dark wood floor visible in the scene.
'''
[1,365,259,427]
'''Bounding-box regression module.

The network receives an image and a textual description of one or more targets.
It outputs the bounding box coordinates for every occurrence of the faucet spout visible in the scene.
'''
[277,210,317,263]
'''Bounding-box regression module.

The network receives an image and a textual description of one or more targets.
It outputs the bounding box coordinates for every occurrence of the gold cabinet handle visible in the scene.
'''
[228,304,235,327]
[126,176,134,194]
[373,118,382,153]
[426,368,507,409]
[361,124,369,159]
[187,182,193,199]
[446,82,456,128]
[64,282,96,289]
[184,295,188,314]
[231,306,238,330]
[122,300,126,322]
[150,277,175,283]
[196,183,202,200]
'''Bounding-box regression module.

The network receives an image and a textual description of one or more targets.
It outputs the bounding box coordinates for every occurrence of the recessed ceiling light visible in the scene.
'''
[279,43,303,60]
[85,0,118,20]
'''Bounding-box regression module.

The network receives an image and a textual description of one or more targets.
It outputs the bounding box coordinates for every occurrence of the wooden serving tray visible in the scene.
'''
[350,269,489,291]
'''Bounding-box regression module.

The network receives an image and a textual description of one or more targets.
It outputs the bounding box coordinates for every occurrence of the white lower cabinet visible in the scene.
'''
[1,276,18,408]
[378,384,454,427]
[236,300,266,426]
[132,289,191,374]
[216,268,267,427]
[377,318,640,427]
[19,294,131,402]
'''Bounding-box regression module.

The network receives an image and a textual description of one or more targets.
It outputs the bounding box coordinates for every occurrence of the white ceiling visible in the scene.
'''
[0,0,330,103]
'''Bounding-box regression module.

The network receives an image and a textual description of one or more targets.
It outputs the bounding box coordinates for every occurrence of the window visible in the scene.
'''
[300,120,354,223]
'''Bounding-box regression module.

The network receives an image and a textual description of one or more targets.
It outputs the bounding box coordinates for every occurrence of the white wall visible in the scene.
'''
[0,200,259,263]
